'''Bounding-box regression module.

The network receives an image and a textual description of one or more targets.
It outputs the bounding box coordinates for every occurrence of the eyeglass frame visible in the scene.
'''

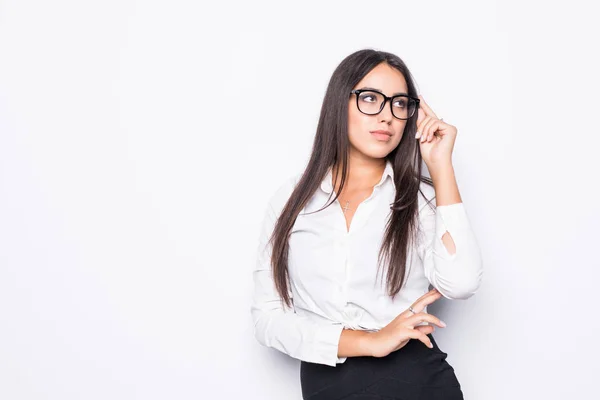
[350,89,420,120]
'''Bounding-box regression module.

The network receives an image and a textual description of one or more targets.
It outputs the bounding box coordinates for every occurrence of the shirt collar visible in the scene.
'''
[319,159,395,194]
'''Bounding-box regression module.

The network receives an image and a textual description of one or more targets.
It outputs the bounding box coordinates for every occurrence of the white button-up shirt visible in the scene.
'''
[251,159,483,367]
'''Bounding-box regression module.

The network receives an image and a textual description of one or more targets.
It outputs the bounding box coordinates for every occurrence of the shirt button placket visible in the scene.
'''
[341,232,351,325]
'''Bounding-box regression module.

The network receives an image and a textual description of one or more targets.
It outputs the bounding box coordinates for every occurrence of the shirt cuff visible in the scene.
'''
[314,323,346,367]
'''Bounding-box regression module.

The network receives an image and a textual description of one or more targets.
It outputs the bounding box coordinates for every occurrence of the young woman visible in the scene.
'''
[250,48,483,400]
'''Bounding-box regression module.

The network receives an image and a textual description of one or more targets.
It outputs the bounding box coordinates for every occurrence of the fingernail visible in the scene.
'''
[429,342,434,348]
[415,131,420,139]
[440,320,447,327]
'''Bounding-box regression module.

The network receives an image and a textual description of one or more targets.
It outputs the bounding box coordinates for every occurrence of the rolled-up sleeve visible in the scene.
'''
[250,193,346,367]
[417,201,483,300]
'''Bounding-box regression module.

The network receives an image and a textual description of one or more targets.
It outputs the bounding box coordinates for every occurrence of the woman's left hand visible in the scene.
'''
[415,94,457,170]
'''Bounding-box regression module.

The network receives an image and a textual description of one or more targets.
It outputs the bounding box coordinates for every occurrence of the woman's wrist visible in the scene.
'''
[359,330,377,357]
[338,328,376,358]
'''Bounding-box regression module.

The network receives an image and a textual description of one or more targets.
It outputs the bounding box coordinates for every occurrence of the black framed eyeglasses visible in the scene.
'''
[350,89,420,120]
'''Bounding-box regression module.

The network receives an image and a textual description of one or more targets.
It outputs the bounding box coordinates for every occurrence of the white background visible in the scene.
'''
[1,0,598,399]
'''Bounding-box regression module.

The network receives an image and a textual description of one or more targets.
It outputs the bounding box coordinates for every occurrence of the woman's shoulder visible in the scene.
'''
[266,172,303,215]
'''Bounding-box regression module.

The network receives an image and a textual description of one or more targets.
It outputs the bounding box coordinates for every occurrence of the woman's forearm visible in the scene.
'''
[337,328,374,358]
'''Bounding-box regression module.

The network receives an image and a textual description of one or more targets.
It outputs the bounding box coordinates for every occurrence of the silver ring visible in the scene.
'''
[409,306,416,314]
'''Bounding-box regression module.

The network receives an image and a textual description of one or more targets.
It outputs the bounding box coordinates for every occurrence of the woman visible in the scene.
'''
[250,48,483,399]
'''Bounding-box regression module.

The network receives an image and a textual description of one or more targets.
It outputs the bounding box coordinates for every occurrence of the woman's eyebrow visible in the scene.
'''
[359,86,409,96]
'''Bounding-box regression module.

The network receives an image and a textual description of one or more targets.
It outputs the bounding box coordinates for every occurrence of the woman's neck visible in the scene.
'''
[332,157,386,193]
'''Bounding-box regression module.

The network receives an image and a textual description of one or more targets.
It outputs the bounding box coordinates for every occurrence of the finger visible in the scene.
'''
[422,118,437,142]
[418,95,439,120]
[427,121,443,143]
[406,292,442,316]
[405,312,446,329]
[416,288,442,304]
[432,120,450,142]
[406,312,446,329]
[426,120,447,143]
[417,115,431,132]
[404,290,441,316]
[415,325,435,335]
[405,329,434,349]
[416,116,433,140]
[419,121,430,143]
[416,107,426,126]
[414,288,440,302]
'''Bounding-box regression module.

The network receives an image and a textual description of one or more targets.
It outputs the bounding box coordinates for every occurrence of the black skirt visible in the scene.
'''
[300,333,464,400]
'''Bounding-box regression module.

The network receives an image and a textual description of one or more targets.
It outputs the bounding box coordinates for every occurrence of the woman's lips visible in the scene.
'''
[370,131,392,141]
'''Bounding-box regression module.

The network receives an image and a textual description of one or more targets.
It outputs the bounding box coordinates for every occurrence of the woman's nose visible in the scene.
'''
[379,106,393,123]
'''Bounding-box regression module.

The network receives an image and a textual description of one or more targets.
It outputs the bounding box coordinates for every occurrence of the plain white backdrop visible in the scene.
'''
[1,0,598,398]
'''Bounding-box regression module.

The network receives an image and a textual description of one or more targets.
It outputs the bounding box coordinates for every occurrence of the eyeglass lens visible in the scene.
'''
[356,91,417,119]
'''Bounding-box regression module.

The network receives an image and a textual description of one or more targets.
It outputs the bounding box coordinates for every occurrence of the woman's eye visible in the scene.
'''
[360,95,376,103]
[393,99,407,108]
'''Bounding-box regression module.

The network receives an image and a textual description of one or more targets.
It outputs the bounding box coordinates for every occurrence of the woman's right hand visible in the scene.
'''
[366,288,447,358]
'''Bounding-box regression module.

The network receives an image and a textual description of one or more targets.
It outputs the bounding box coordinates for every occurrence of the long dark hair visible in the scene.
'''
[269,48,434,309]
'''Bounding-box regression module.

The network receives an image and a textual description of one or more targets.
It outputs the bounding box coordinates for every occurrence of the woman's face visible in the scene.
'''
[347,63,410,160]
